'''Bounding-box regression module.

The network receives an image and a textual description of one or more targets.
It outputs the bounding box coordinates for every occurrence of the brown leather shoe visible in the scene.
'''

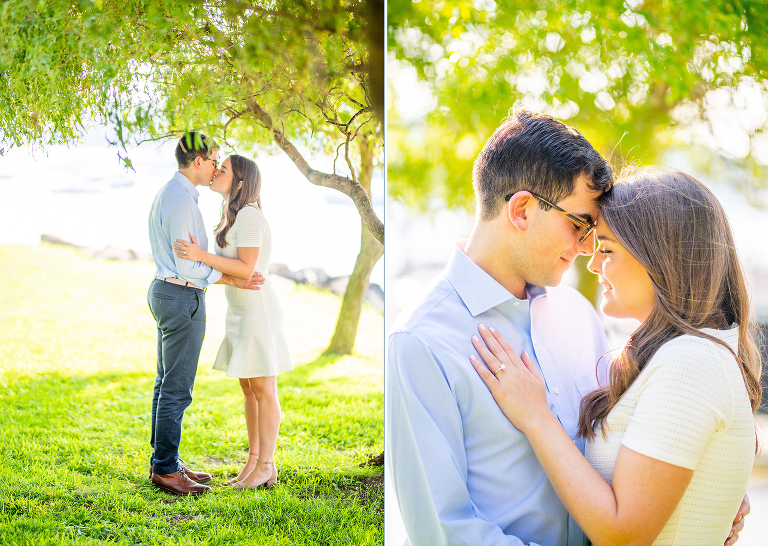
[179,461,212,484]
[149,462,212,484]
[151,469,211,496]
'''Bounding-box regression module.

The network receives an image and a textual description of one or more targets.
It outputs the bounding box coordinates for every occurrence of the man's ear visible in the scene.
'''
[507,192,536,232]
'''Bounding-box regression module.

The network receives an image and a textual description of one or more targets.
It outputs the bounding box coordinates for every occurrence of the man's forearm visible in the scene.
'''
[215,273,237,285]
[215,272,263,290]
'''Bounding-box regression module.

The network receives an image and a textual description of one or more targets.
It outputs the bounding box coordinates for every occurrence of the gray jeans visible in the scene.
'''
[147,279,206,475]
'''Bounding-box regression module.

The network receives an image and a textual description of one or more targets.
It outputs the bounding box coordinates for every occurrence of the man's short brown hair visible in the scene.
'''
[175,131,216,168]
[473,110,613,220]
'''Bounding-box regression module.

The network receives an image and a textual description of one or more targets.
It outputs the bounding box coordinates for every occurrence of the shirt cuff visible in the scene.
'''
[204,268,223,287]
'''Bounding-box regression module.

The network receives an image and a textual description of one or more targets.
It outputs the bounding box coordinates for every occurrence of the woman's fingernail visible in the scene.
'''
[469,355,476,361]
[472,336,479,342]
[488,326,496,333]
[478,324,487,331]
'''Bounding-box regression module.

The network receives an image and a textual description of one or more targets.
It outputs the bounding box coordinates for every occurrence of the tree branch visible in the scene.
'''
[247,98,383,244]
[223,108,248,142]
[344,130,358,183]
[134,131,183,146]
[333,141,344,175]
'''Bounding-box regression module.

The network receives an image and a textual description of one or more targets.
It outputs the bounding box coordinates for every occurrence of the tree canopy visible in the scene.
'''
[1,0,383,242]
[388,0,768,211]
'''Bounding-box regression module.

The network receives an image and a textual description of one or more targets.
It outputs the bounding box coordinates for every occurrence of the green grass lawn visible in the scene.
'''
[0,244,383,545]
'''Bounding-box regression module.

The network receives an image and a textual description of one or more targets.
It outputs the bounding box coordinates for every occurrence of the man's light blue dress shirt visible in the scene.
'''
[386,244,609,546]
[148,172,221,287]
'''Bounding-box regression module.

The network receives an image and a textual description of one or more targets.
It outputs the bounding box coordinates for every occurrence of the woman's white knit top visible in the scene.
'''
[586,327,755,546]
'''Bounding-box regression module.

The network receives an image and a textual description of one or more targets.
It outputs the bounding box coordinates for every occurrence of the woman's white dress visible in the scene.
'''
[585,327,755,545]
[212,204,293,378]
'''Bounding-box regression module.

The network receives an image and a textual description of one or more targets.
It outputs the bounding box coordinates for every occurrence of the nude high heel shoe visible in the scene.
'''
[232,460,278,490]
[224,452,258,486]
[264,461,278,488]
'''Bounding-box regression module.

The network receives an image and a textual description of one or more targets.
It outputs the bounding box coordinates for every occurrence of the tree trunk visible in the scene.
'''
[325,135,384,354]
[367,0,385,125]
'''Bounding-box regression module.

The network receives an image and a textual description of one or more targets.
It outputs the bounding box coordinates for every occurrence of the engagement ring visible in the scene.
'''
[492,364,506,375]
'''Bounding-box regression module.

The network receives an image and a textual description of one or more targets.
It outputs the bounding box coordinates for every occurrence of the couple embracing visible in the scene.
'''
[387,110,760,545]
[147,132,292,495]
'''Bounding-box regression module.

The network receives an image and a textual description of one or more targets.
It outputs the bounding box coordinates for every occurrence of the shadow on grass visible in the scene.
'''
[0,245,383,543]
[0,371,382,545]
[279,352,344,387]
[0,358,382,508]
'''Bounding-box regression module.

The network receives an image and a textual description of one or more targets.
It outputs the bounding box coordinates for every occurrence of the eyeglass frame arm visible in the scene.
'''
[503,190,596,243]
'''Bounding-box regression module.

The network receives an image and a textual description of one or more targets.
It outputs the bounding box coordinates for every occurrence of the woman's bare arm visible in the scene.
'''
[174,234,260,280]
[470,325,692,546]
[521,410,692,546]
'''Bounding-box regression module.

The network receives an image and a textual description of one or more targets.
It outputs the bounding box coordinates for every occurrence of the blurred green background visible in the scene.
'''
[386,0,768,355]
[385,2,768,544]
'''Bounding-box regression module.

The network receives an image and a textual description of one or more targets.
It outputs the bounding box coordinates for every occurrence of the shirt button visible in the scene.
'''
[554,387,560,394]
[513,302,520,306]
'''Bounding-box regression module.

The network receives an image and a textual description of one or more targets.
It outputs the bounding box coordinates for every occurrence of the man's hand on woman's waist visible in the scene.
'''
[217,272,264,290]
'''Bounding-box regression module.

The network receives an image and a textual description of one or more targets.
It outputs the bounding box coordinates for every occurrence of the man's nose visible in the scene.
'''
[576,231,597,256]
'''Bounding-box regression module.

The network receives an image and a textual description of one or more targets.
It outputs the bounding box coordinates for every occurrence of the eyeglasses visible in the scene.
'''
[504,191,596,244]
[201,156,219,169]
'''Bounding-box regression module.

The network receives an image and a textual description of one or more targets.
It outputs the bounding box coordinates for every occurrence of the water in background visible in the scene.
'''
[0,128,384,287]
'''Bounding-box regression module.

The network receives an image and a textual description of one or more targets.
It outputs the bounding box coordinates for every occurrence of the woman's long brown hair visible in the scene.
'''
[578,167,762,450]
[214,155,262,248]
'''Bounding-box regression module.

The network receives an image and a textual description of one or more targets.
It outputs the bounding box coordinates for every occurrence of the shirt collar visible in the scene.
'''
[172,171,200,201]
[445,242,540,317]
